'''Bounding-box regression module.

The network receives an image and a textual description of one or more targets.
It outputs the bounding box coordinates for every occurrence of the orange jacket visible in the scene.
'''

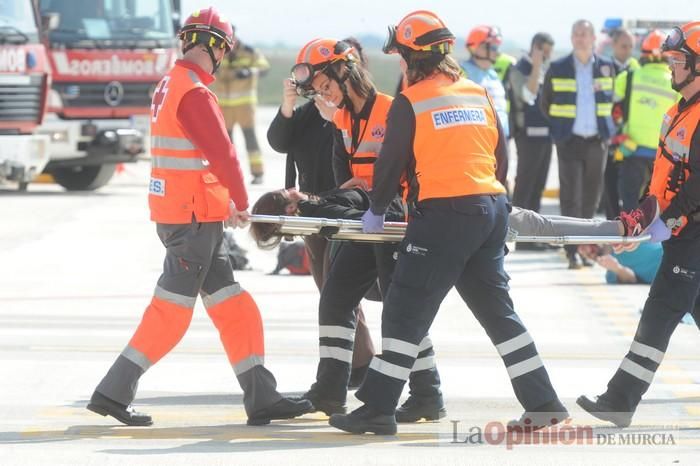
[333,92,393,188]
[149,62,231,224]
[648,97,700,234]
[401,75,506,201]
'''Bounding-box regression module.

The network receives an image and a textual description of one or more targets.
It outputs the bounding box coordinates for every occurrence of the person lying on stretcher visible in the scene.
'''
[249,187,659,250]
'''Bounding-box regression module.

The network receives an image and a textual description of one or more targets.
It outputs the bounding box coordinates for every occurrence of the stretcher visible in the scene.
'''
[250,215,651,245]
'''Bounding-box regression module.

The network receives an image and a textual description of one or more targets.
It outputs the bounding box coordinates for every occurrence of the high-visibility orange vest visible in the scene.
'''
[648,97,700,235]
[333,92,393,188]
[401,75,506,201]
[148,63,230,224]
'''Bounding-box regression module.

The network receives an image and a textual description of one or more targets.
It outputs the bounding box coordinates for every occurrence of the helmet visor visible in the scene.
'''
[382,26,399,54]
[662,27,684,53]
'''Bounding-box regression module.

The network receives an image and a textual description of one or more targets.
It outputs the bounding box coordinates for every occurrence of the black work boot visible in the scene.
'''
[577,394,633,428]
[247,397,314,426]
[291,389,347,416]
[329,405,397,435]
[87,391,153,426]
[395,395,446,423]
[507,398,569,432]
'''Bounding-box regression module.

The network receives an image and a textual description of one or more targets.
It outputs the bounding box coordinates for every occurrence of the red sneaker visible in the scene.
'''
[620,195,660,237]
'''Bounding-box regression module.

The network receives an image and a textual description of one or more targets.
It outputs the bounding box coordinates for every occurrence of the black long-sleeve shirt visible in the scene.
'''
[267,101,336,194]
[298,188,406,221]
[369,92,509,215]
[659,92,700,224]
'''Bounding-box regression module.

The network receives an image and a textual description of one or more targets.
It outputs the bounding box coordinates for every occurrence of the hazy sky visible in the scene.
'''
[181,0,694,51]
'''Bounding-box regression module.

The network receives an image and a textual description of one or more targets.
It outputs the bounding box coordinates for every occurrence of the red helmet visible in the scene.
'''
[180,7,235,52]
[641,30,665,57]
[383,10,455,55]
[466,25,502,50]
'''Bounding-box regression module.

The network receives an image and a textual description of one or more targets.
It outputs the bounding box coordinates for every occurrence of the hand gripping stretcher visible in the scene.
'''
[249,215,651,245]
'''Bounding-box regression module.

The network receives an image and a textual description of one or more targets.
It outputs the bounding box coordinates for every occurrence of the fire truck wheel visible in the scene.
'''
[52,164,117,191]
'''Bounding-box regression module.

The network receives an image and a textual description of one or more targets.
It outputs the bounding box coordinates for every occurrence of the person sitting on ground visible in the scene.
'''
[578,243,662,284]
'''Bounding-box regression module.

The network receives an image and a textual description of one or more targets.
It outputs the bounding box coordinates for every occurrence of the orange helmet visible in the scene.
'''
[663,22,700,90]
[291,38,357,96]
[466,25,502,50]
[180,7,235,52]
[382,10,455,55]
[641,30,665,57]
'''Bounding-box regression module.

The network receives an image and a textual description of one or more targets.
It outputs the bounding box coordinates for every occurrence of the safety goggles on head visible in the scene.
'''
[383,26,399,54]
[662,26,694,56]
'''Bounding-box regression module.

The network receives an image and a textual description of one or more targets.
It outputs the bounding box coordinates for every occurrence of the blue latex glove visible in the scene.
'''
[362,209,385,233]
[647,218,672,242]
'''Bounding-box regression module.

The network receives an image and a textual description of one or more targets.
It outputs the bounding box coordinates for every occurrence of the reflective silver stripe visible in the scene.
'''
[526,127,549,137]
[495,332,534,357]
[666,138,689,158]
[411,355,435,372]
[355,141,382,154]
[151,156,207,170]
[369,357,411,380]
[151,136,196,151]
[418,335,433,352]
[122,345,152,371]
[202,284,243,309]
[319,345,353,363]
[660,119,671,135]
[630,341,665,364]
[631,83,678,102]
[506,355,544,379]
[412,95,491,116]
[382,337,419,357]
[319,325,355,341]
[233,354,264,376]
[303,39,322,63]
[154,285,197,308]
[620,357,655,384]
[188,70,201,85]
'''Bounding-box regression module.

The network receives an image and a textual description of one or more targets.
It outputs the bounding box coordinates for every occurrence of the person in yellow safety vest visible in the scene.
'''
[494,51,517,134]
[602,28,642,218]
[611,28,641,75]
[613,30,680,211]
[210,26,270,184]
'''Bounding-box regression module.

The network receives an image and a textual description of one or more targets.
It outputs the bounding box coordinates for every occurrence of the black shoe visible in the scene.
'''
[251,174,264,185]
[247,397,314,426]
[329,405,397,435]
[86,391,153,427]
[576,394,633,428]
[292,390,347,416]
[567,254,582,270]
[348,365,368,390]
[395,395,447,423]
[507,398,569,432]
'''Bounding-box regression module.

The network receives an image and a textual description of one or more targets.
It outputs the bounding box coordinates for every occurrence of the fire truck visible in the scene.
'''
[0,0,50,191]
[35,0,180,191]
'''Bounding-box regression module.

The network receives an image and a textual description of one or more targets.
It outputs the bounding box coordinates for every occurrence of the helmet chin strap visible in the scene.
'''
[206,45,221,74]
[671,55,698,92]
[472,43,497,64]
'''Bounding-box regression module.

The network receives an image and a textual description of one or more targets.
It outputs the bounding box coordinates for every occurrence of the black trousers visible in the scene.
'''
[604,224,700,412]
[556,136,608,256]
[303,235,375,368]
[312,240,441,402]
[512,135,553,213]
[618,156,654,212]
[356,194,560,415]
